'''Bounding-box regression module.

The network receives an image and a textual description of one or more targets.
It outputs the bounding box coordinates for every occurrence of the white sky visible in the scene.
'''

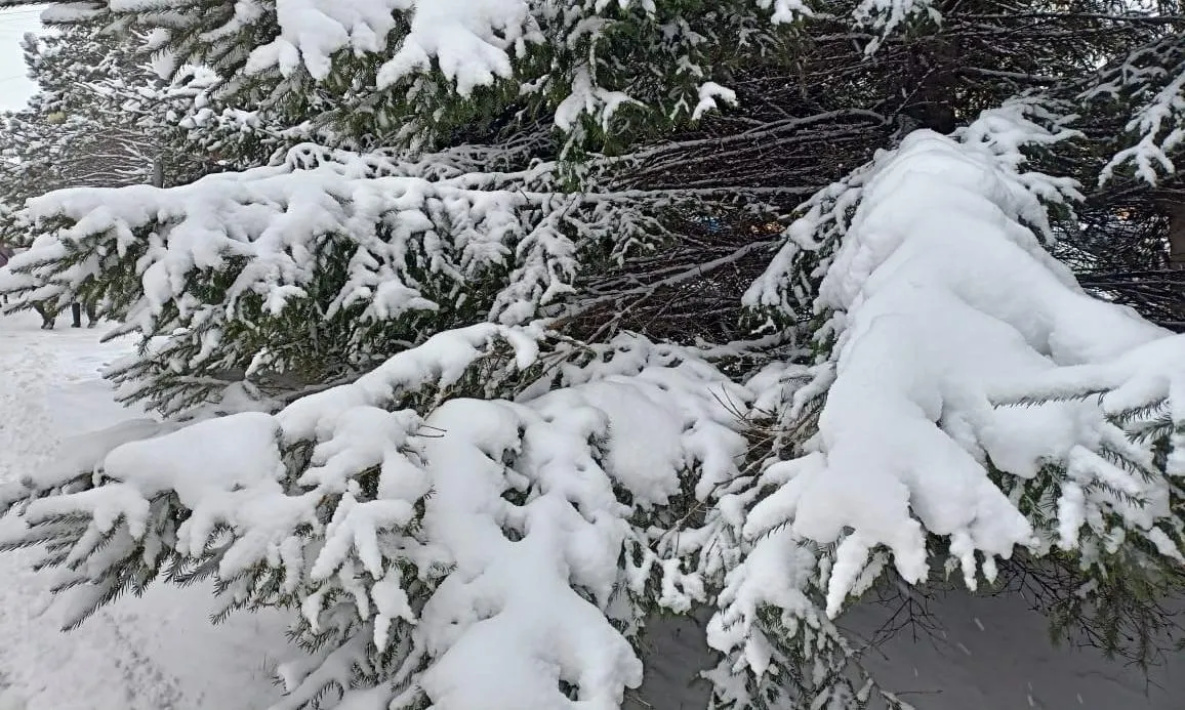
[0,5,43,113]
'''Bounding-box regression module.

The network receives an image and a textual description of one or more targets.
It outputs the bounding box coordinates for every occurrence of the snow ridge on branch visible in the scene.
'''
[742,104,1185,624]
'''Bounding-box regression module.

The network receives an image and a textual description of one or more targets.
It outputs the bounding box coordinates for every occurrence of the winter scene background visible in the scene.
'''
[0,2,1185,710]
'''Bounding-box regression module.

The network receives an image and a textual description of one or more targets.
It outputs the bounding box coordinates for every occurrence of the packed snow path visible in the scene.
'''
[0,310,1182,709]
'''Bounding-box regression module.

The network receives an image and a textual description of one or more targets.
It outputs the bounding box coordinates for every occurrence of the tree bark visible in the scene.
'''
[151,155,165,188]
[1166,201,1185,269]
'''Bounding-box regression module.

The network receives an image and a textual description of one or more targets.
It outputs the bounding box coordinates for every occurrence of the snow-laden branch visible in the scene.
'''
[9,145,576,324]
[24,0,943,137]
[739,104,1185,626]
[1,132,780,416]
[1,326,752,710]
[0,142,604,414]
[1087,34,1185,185]
[6,100,1185,708]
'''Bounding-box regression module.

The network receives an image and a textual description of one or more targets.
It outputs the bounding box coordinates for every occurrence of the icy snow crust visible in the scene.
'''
[6,107,1185,707]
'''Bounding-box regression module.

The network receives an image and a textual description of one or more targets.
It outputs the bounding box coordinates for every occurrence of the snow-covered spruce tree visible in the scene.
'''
[1026,6,1185,328]
[1,1,1185,709]
[0,19,214,209]
[4,0,1172,409]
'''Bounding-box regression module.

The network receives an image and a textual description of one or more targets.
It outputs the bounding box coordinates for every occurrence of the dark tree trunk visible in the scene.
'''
[1166,201,1185,269]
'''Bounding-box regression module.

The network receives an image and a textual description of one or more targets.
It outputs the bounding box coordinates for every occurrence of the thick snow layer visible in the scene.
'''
[743,112,1185,624]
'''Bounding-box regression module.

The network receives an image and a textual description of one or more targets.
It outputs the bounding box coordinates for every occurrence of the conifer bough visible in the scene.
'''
[0,1,1185,709]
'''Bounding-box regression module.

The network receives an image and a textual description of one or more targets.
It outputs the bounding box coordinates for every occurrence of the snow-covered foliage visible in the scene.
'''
[749,102,1183,603]
[704,103,1185,707]
[5,98,1185,709]
[3,2,1185,710]
[0,0,942,152]
[0,23,202,203]
[0,323,761,709]
[0,139,685,415]
[1085,33,1185,185]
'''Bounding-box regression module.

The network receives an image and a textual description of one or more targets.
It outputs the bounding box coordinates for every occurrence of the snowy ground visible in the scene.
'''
[0,311,288,710]
[0,309,1182,710]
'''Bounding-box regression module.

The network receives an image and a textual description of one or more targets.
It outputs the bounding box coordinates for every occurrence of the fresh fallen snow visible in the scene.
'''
[0,309,1182,709]
[0,311,289,710]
